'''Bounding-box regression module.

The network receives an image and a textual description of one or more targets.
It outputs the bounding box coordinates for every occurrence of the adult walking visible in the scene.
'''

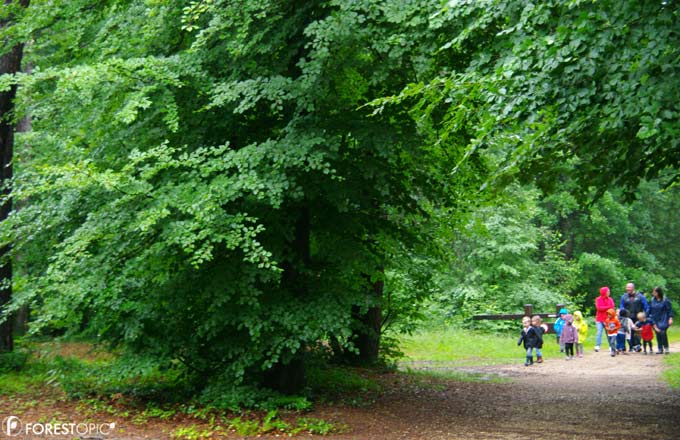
[620,282,649,351]
[595,286,615,352]
[649,286,674,354]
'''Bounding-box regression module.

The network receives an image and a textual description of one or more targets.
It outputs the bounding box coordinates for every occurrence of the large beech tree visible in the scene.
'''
[2,0,482,390]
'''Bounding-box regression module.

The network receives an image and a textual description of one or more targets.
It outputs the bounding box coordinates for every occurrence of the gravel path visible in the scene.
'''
[324,343,680,440]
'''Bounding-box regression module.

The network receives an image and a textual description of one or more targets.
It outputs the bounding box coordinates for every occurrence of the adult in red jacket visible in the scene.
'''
[595,286,615,352]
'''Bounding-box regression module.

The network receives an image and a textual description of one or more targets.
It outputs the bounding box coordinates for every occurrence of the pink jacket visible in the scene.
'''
[596,288,615,323]
[559,324,578,344]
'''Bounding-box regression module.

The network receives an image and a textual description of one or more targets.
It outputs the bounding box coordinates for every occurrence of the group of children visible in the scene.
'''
[518,307,656,365]
[604,308,656,357]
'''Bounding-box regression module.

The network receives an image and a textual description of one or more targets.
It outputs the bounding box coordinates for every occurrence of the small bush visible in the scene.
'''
[0,350,29,373]
[227,417,260,436]
[296,417,337,435]
[45,354,191,401]
[196,381,311,411]
[172,425,214,440]
[307,364,381,397]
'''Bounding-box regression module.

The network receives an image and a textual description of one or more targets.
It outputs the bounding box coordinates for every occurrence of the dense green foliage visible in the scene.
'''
[395,0,680,198]
[1,0,678,400]
[427,179,680,326]
[3,0,483,389]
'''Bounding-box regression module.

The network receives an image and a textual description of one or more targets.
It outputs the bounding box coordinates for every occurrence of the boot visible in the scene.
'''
[536,355,543,363]
[524,355,533,366]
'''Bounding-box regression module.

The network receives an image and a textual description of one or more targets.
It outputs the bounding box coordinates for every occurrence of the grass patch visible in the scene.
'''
[398,320,652,365]
[662,352,680,388]
[400,326,561,365]
[307,364,382,407]
[0,368,47,395]
[402,367,509,384]
[171,412,344,439]
[0,350,50,396]
[172,425,219,439]
[307,364,381,395]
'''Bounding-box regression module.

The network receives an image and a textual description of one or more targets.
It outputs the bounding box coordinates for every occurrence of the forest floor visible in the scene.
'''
[2,342,678,440]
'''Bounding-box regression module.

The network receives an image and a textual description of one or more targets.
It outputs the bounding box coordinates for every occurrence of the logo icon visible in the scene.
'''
[2,416,22,436]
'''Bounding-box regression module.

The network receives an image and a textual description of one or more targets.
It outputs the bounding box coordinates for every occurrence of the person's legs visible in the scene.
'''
[608,335,617,356]
[535,347,543,363]
[631,333,641,351]
[577,343,584,357]
[660,330,670,352]
[525,347,534,366]
[596,321,604,350]
[616,334,626,353]
[655,330,665,353]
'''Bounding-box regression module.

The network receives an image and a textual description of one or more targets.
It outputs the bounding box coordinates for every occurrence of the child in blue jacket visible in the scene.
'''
[553,308,568,352]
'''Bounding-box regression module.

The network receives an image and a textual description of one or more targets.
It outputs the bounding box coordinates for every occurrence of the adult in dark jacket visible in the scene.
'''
[620,282,650,351]
[649,286,674,354]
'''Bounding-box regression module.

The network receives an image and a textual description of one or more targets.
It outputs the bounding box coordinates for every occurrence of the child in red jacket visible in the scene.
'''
[604,308,621,357]
[634,311,655,355]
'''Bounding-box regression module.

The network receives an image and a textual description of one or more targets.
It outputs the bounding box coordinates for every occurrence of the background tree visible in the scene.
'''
[0,0,29,353]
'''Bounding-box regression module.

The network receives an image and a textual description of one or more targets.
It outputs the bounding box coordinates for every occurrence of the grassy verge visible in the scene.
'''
[399,321,680,365]
[399,326,565,365]
[661,331,680,388]
[402,367,509,384]
[662,353,680,388]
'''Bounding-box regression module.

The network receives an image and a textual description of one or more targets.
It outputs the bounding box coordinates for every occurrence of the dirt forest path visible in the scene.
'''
[322,342,680,440]
[3,343,679,440]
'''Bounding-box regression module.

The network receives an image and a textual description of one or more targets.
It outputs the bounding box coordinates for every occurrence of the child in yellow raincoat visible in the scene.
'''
[573,311,588,358]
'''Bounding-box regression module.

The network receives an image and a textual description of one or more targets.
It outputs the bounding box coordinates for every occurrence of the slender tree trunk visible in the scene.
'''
[11,62,31,338]
[0,0,30,352]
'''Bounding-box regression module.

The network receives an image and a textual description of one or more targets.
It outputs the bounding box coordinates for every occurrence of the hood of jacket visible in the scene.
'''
[606,308,616,318]
[559,307,569,315]
[564,314,574,324]
[573,311,584,321]
[600,286,610,297]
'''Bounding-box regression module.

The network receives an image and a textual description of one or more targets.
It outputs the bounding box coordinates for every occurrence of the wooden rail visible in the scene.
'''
[473,304,566,333]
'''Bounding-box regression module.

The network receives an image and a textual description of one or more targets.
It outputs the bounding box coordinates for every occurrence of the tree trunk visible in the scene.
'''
[263,205,310,393]
[0,0,30,353]
[346,269,383,365]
